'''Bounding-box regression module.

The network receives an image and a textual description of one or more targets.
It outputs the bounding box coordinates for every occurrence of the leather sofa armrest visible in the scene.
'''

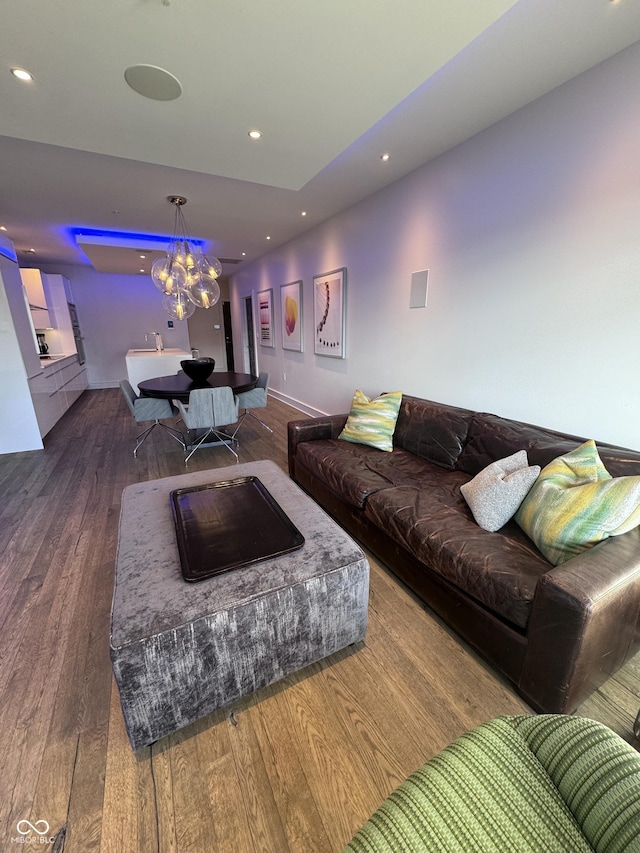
[519,528,640,713]
[287,414,348,478]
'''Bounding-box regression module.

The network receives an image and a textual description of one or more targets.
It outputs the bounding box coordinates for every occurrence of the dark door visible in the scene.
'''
[222,301,235,371]
[244,296,256,376]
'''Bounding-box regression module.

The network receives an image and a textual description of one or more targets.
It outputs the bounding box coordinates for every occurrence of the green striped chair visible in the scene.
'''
[344,715,640,853]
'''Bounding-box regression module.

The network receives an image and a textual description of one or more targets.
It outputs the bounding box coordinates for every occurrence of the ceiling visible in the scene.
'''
[1,0,639,277]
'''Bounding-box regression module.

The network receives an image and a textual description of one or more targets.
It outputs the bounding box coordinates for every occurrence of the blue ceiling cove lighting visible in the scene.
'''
[69,226,205,251]
[0,243,18,262]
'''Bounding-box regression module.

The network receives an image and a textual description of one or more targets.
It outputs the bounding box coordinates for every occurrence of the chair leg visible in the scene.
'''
[230,409,272,438]
[133,421,158,457]
[229,411,247,439]
[212,430,239,461]
[184,427,215,465]
[134,420,186,457]
[247,410,273,433]
[184,427,239,465]
[158,421,186,449]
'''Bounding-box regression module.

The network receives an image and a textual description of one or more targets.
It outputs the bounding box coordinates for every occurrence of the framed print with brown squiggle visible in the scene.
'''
[313,268,346,358]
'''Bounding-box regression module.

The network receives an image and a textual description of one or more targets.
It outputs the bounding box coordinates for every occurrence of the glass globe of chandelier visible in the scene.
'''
[151,196,222,319]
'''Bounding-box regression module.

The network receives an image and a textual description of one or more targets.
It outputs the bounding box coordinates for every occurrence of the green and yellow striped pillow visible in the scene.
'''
[515,439,640,565]
[338,390,402,452]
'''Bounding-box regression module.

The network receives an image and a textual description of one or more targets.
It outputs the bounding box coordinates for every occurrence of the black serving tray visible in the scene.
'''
[169,476,305,582]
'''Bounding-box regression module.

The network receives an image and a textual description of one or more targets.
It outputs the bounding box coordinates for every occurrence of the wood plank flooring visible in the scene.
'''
[1,389,638,851]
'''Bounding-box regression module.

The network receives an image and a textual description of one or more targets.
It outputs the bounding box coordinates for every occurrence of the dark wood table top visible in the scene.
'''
[138,371,257,401]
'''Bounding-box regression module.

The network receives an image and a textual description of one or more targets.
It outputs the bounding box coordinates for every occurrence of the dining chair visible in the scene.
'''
[231,372,272,438]
[119,380,185,457]
[172,386,240,464]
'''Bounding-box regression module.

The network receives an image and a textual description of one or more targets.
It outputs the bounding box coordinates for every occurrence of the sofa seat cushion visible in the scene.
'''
[295,439,447,510]
[363,474,550,629]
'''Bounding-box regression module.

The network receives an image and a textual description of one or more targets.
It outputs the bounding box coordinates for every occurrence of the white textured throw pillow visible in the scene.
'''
[461,450,541,532]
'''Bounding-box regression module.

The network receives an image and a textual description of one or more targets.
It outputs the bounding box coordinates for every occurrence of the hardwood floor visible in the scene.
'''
[1,388,638,852]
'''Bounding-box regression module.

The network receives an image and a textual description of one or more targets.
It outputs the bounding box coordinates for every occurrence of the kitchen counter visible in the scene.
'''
[125,347,189,357]
[40,353,75,365]
[125,348,191,394]
[26,353,79,380]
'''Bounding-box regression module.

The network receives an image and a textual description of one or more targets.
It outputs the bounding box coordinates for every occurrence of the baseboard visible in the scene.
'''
[87,382,327,419]
[267,389,327,418]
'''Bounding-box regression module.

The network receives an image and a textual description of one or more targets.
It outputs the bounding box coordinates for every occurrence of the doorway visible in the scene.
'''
[222,301,235,371]
[244,296,257,376]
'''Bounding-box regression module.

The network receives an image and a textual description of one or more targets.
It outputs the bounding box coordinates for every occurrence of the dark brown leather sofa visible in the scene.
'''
[288,395,640,714]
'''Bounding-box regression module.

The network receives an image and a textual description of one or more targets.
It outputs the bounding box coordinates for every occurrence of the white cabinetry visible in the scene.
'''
[0,241,43,453]
[21,269,54,329]
[28,370,64,438]
[28,356,88,438]
[0,244,87,452]
[57,357,88,409]
[44,274,77,355]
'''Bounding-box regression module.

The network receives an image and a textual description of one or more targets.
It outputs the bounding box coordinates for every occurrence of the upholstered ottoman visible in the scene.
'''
[110,460,369,750]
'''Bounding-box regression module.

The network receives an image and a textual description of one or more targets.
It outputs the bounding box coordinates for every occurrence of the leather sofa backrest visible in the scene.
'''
[393,395,474,470]
[457,412,640,477]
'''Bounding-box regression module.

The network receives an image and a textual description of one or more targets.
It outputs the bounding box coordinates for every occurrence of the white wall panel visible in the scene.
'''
[231,42,640,451]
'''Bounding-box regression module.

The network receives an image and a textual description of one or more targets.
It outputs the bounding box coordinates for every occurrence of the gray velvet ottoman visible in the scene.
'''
[110,460,369,750]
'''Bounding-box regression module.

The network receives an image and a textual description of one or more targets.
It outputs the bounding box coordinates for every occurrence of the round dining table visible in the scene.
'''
[138,371,257,402]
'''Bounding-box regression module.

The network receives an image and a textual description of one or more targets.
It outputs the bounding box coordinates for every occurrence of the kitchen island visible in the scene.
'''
[125,348,192,394]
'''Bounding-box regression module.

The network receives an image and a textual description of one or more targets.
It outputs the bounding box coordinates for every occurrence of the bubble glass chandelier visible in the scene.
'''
[151,196,221,319]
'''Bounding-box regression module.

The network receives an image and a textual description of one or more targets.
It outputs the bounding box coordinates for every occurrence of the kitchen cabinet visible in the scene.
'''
[28,369,64,438]
[0,240,43,453]
[20,270,80,362]
[21,268,54,329]
[44,274,77,354]
[57,357,88,409]
[0,239,87,452]
[28,355,88,438]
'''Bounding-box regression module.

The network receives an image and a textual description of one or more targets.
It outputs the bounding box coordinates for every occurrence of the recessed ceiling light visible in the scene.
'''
[0,226,7,232]
[241,252,246,256]
[380,153,391,162]
[139,254,146,259]
[266,235,271,240]
[27,248,36,253]
[301,211,307,217]
[139,268,145,273]
[248,130,262,140]
[11,67,33,82]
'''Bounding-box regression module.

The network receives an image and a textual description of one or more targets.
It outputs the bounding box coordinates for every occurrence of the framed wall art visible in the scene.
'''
[257,288,274,348]
[313,267,346,358]
[281,280,303,352]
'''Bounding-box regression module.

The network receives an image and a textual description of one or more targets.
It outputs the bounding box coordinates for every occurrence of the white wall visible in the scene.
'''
[187,277,230,368]
[231,42,640,451]
[0,240,43,452]
[41,265,190,388]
